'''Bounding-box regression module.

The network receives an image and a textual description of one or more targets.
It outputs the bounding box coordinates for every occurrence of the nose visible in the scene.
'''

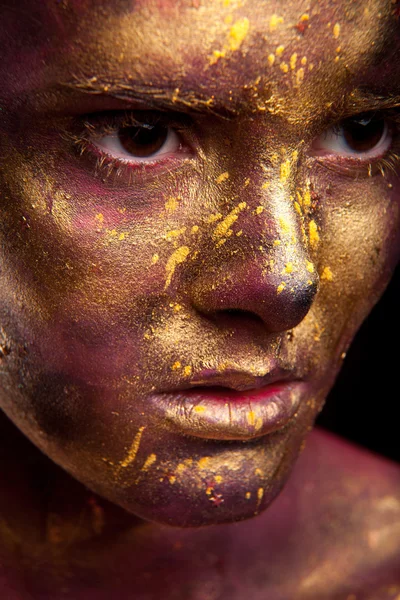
[188,196,319,333]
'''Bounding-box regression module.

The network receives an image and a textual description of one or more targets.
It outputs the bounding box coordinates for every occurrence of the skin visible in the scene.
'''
[0,0,399,597]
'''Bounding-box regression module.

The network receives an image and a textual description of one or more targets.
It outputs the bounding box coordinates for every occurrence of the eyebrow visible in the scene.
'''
[61,76,240,119]
[61,74,400,127]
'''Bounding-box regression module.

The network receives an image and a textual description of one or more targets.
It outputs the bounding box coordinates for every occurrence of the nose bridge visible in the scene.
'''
[187,178,319,333]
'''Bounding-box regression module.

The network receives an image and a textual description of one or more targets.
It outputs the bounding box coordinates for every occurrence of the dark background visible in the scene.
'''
[316,263,400,464]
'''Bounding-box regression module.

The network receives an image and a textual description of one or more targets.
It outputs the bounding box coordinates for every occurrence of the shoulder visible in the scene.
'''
[256,428,400,599]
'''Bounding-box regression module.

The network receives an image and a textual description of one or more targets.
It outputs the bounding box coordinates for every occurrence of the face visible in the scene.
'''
[0,0,399,527]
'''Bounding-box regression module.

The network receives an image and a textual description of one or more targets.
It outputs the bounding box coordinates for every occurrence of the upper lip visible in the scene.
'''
[161,365,297,394]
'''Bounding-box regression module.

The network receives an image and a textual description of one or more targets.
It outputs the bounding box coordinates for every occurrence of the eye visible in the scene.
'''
[313,113,392,160]
[94,122,181,163]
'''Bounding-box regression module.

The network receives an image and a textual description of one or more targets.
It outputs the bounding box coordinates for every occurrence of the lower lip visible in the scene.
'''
[149,382,304,441]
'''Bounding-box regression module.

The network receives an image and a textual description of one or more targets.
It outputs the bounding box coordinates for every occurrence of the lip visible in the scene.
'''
[149,379,304,441]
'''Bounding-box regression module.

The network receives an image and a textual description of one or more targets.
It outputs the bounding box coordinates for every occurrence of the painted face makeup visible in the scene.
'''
[0,0,399,526]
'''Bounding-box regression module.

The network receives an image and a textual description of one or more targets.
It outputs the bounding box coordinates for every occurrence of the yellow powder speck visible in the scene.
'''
[308,63,314,70]
[95,213,104,225]
[334,56,340,63]
[236,230,243,236]
[194,405,206,413]
[165,196,179,212]
[164,245,190,289]
[321,266,333,281]
[118,233,126,241]
[303,187,311,207]
[277,282,286,294]
[215,475,223,484]
[269,14,284,31]
[279,216,290,234]
[336,46,341,53]
[172,361,182,371]
[191,225,199,234]
[213,202,247,239]
[255,468,263,476]
[245,491,251,500]
[216,238,227,247]
[198,457,211,470]
[165,227,186,241]
[306,261,315,273]
[183,365,192,377]
[300,13,309,22]
[280,159,291,182]
[168,475,176,484]
[216,171,230,184]
[152,254,159,264]
[275,45,285,57]
[118,426,146,470]
[333,22,341,39]
[280,62,289,73]
[294,201,302,215]
[173,303,183,312]
[141,453,157,472]
[109,229,118,237]
[228,18,250,52]
[301,56,307,65]
[273,239,281,246]
[267,53,275,67]
[284,262,294,274]
[247,410,255,426]
[211,50,226,64]
[244,178,250,186]
[262,181,270,189]
[309,220,320,248]
[255,417,263,431]
[296,68,305,85]
[290,53,297,70]
[207,212,223,224]
[255,206,264,215]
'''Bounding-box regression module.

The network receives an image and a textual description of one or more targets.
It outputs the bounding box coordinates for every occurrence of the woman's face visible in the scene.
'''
[0,0,399,526]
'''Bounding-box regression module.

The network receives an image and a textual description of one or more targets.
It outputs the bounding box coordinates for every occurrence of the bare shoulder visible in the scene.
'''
[256,428,400,599]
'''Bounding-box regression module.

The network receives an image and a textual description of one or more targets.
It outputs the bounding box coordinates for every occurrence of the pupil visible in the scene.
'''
[343,116,385,153]
[118,124,169,157]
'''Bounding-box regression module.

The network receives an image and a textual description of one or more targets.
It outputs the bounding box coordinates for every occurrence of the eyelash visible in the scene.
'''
[70,108,400,184]
[72,111,194,184]
[315,109,400,178]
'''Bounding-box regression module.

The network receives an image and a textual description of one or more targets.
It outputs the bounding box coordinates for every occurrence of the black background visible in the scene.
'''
[316,262,400,463]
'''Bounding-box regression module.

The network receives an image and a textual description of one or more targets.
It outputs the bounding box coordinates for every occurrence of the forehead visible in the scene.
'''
[1,0,400,119]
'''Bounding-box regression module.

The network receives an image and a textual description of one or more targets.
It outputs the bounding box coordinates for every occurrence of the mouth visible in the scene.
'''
[149,370,304,441]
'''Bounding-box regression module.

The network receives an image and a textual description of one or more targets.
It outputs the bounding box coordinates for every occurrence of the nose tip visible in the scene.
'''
[189,259,319,333]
